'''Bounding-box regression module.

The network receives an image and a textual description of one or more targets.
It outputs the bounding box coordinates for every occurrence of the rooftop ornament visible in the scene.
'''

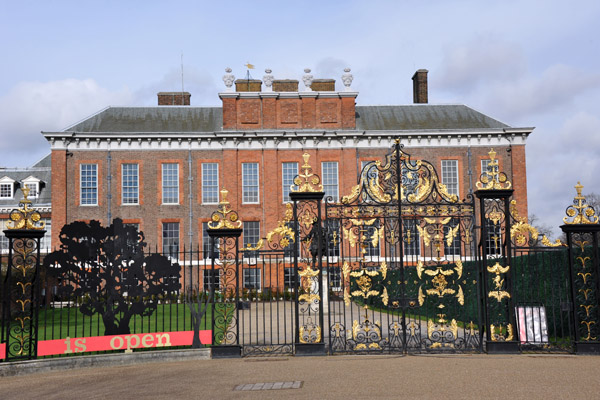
[222,68,235,92]
[563,182,599,225]
[208,188,242,230]
[7,187,45,230]
[263,68,274,91]
[342,68,353,91]
[475,148,512,190]
[291,153,323,193]
[302,68,313,91]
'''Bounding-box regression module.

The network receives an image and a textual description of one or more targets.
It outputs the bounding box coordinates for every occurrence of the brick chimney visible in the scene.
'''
[157,92,191,105]
[412,69,428,104]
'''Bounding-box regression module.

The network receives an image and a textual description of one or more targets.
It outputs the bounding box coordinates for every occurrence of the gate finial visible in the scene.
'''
[7,187,45,230]
[291,153,323,193]
[475,148,512,190]
[208,187,242,229]
[563,181,599,224]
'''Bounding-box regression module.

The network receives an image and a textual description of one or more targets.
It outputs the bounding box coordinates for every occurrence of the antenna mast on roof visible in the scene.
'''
[181,53,185,105]
[245,62,254,91]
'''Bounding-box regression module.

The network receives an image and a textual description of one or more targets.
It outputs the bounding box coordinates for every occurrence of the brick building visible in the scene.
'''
[42,68,533,288]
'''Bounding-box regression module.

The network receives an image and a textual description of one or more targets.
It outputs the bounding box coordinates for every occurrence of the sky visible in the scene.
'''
[1,0,599,238]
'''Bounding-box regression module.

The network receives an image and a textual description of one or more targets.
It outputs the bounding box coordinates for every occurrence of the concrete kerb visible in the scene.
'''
[0,347,211,377]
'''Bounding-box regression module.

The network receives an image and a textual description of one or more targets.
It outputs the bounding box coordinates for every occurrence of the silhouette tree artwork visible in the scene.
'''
[44,219,181,335]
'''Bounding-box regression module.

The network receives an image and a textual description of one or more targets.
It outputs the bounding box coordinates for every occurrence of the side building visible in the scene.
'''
[0,155,52,251]
[41,68,533,290]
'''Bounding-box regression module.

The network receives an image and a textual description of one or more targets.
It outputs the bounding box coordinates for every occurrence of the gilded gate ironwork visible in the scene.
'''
[1,188,46,361]
[325,142,481,353]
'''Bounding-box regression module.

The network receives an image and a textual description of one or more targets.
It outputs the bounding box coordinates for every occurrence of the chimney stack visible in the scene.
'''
[157,92,191,106]
[412,69,428,104]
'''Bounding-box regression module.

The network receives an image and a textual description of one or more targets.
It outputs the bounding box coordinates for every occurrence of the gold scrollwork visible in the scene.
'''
[490,324,514,341]
[291,153,323,193]
[208,188,242,230]
[563,182,599,224]
[487,262,511,302]
[541,235,566,247]
[476,149,512,190]
[581,321,597,341]
[7,187,45,230]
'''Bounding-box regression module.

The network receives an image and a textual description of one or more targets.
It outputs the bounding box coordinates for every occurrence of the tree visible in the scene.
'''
[44,219,180,335]
[528,213,555,240]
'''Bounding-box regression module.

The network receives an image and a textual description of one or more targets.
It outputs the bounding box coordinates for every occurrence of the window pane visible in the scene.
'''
[284,267,296,289]
[444,218,461,256]
[162,222,179,255]
[242,163,259,203]
[0,183,12,198]
[203,269,222,292]
[162,163,179,204]
[441,160,458,196]
[243,221,260,258]
[326,219,340,257]
[403,219,421,257]
[202,163,219,203]
[81,164,97,205]
[322,162,339,202]
[282,162,298,202]
[243,268,261,290]
[122,163,139,204]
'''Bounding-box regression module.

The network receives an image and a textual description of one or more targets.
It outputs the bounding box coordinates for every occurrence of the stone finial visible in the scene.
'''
[223,68,235,92]
[342,68,353,91]
[302,68,314,91]
[263,68,274,92]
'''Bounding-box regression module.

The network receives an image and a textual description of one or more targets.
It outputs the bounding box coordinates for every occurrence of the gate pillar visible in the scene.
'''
[290,153,326,356]
[475,149,518,353]
[1,188,46,361]
[207,188,243,358]
[561,182,600,354]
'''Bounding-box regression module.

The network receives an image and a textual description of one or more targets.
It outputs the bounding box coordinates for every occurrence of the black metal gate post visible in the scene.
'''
[475,149,518,353]
[207,189,243,358]
[290,153,326,356]
[561,182,600,354]
[1,189,46,361]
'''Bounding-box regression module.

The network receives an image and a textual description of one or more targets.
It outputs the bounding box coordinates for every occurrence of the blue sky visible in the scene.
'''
[1,0,599,236]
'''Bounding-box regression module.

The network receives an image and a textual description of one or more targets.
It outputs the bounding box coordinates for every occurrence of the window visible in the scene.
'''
[162,163,179,204]
[444,219,461,257]
[80,164,98,205]
[481,159,499,182]
[322,162,339,202]
[122,163,139,205]
[282,162,298,202]
[329,266,342,290]
[284,267,296,290]
[202,163,219,204]
[485,219,502,256]
[0,184,12,198]
[162,222,179,256]
[243,221,260,259]
[325,220,340,257]
[242,163,259,203]
[403,219,421,257]
[21,177,41,198]
[202,222,220,260]
[243,268,261,290]
[40,218,52,251]
[441,160,459,196]
[203,269,222,292]
[0,220,9,251]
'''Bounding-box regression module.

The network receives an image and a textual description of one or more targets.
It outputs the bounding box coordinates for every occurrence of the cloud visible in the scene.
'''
[437,37,526,93]
[484,65,600,120]
[0,79,133,167]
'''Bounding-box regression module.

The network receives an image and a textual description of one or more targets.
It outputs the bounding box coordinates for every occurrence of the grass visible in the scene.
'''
[37,303,234,344]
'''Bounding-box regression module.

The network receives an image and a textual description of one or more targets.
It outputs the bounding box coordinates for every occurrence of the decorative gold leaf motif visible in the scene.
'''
[291,153,324,193]
[581,321,597,341]
[7,187,45,230]
[418,286,425,306]
[342,184,361,204]
[456,286,464,305]
[541,235,565,247]
[476,149,512,190]
[208,188,242,230]
[381,287,389,306]
[416,224,431,247]
[445,223,460,247]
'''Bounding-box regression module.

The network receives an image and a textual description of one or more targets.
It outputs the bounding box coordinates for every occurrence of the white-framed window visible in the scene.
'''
[202,163,219,204]
[162,163,179,204]
[0,220,9,251]
[441,160,459,196]
[80,164,98,205]
[403,219,421,257]
[329,266,342,290]
[202,222,220,260]
[322,162,339,202]
[203,269,222,292]
[282,162,298,203]
[325,219,340,258]
[486,219,502,256]
[122,163,139,205]
[481,159,499,182]
[242,163,259,204]
[364,219,381,260]
[284,267,296,290]
[40,218,52,251]
[243,268,261,290]
[243,221,260,258]
[0,177,15,199]
[21,176,41,198]
[162,222,179,256]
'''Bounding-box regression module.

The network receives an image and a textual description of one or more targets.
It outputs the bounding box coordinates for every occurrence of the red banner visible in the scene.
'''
[0,330,212,359]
